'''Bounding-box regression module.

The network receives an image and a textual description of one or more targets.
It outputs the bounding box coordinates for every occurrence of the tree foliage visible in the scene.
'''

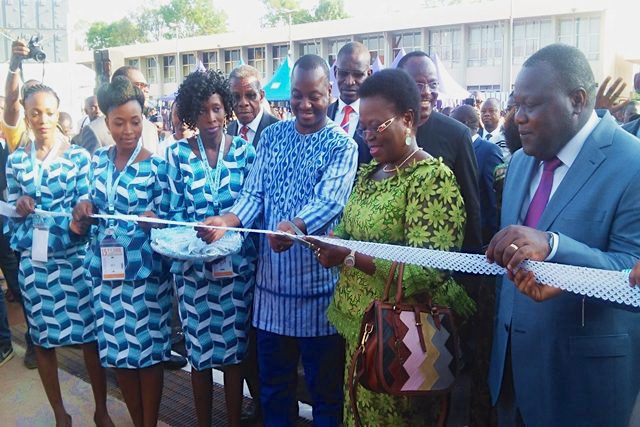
[261,0,349,27]
[86,19,141,50]
[85,0,228,50]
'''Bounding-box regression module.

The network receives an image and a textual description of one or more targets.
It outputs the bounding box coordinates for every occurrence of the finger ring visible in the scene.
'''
[314,249,321,258]
[509,243,519,251]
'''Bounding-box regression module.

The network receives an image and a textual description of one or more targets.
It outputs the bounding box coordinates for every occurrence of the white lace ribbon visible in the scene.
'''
[2,201,637,308]
[314,237,640,308]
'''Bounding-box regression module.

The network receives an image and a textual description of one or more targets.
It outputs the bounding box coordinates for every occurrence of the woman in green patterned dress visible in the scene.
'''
[310,69,475,426]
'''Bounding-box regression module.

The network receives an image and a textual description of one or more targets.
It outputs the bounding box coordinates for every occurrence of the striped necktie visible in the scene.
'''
[340,105,354,133]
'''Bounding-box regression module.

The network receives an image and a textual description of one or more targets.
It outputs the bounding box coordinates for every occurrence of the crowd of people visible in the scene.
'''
[1,35,640,427]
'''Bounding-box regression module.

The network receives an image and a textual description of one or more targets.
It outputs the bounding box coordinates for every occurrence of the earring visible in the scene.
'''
[405,128,412,145]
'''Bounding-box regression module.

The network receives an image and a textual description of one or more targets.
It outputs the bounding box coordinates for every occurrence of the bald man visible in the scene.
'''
[327,41,372,165]
[479,98,509,159]
[398,51,482,253]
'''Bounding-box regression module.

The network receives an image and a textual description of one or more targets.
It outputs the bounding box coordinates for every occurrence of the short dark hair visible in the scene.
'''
[523,43,596,107]
[396,50,430,69]
[358,68,421,128]
[175,69,233,130]
[112,65,139,81]
[96,76,144,115]
[292,54,330,81]
[22,84,60,107]
[337,41,370,62]
[451,104,480,133]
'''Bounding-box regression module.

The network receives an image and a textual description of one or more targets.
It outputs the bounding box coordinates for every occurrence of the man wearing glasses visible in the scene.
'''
[327,42,372,165]
[398,51,482,254]
[79,65,159,155]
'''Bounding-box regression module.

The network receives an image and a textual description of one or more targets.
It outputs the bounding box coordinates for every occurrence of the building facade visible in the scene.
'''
[0,0,71,63]
[73,0,635,103]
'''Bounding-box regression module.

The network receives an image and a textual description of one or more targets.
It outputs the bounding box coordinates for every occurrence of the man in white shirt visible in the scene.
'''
[479,97,509,159]
[327,42,372,165]
[227,65,279,147]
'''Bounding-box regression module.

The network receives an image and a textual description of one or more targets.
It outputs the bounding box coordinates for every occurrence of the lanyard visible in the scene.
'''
[196,134,226,209]
[30,138,63,202]
[106,140,143,216]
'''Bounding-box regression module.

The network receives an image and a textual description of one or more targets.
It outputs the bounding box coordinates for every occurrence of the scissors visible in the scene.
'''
[280,220,314,249]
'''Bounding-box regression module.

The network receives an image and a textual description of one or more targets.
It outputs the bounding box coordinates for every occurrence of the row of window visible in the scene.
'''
[129,16,600,84]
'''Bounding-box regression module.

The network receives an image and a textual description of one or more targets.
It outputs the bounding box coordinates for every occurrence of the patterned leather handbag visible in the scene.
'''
[347,262,459,427]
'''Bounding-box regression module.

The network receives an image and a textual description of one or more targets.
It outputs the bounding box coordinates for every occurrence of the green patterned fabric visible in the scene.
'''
[327,158,475,426]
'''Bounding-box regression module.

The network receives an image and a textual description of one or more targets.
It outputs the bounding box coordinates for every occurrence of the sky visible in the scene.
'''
[70,0,426,33]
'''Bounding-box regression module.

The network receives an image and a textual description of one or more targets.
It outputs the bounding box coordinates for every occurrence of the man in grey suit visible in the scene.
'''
[486,43,640,426]
[227,65,279,148]
[79,65,159,155]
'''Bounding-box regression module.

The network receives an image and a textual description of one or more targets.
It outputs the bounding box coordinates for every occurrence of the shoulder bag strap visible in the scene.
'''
[382,261,398,301]
[347,345,366,427]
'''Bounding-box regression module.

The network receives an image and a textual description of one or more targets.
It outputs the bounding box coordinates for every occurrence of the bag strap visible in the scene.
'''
[394,262,405,303]
[347,345,365,427]
[382,261,398,302]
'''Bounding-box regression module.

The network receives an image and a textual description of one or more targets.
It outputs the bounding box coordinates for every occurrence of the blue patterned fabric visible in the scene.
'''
[6,145,94,347]
[166,137,257,369]
[86,148,179,368]
[229,120,358,337]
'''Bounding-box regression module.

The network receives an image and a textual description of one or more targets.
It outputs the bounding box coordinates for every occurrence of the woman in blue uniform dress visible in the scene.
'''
[166,70,257,427]
[6,84,112,426]
[72,77,179,427]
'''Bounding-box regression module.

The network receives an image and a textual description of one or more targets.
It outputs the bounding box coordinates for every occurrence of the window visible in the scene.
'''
[145,57,157,84]
[428,28,461,64]
[202,51,218,70]
[558,16,600,60]
[512,19,553,63]
[181,53,196,78]
[467,24,503,67]
[272,44,289,71]
[300,41,319,56]
[328,38,351,65]
[163,55,176,82]
[127,58,139,69]
[248,46,266,78]
[224,49,241,74]
[393,31,422,57]
[360,35,385,65]
[467,84,501,92]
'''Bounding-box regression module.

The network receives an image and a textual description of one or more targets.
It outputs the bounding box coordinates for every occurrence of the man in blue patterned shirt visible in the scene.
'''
[198,54,358,426]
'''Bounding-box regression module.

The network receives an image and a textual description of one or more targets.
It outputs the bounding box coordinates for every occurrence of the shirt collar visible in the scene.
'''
[556,111,599,168]
[338,98,360,115]
[242,108,264,133]
[471,133,480,142]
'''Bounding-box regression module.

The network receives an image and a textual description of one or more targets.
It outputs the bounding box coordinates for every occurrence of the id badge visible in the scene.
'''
[212,255,236,279]
[100,234,125,281]
[31,226,49,263]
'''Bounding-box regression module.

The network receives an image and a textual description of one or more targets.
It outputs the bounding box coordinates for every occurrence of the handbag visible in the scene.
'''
[347,262,459,427]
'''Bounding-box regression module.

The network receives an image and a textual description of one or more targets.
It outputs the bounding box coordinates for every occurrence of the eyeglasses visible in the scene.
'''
[133,81,150,90]
[416,81,439,93]
[357,116,397,138]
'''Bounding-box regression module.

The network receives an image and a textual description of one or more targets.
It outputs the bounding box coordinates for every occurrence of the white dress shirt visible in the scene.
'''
[334,98,360,137]
[237,108,264,146]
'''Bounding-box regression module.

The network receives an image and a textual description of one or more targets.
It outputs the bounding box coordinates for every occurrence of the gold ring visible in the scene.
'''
[509,243,519,251]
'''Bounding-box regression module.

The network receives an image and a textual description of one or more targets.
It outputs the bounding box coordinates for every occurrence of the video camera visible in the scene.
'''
[27,35,46,63]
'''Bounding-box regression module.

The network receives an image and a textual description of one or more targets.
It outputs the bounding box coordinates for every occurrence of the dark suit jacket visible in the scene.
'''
[227,111,279,149]
[622,117,640,137]
[327,100,371,166]
[489,112,640,426]
[416,111,482,252]
[472,136,503,245]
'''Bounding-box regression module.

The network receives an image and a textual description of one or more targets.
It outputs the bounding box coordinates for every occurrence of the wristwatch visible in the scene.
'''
[343,249,356,268]
[547,232,555,253]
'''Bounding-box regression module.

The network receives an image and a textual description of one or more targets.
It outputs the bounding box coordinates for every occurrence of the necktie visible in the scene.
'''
[340,105,353,133]
[486,133,492,140]
[239,125,249,141]
[523,157,563,227]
